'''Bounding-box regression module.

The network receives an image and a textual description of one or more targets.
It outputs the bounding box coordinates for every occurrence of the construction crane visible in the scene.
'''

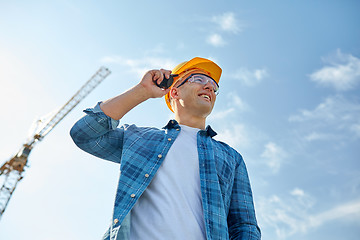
[0,66,111,220]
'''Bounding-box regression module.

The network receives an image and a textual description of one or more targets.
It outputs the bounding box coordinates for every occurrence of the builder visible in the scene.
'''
[70,57,261,240]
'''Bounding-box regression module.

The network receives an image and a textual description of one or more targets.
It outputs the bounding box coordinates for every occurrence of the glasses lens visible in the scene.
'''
[191,75,219,94]
[192,75,206,83]
[177,74,219,95]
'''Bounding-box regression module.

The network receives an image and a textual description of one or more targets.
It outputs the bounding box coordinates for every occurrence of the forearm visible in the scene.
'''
[100,69,171,120]
[100,84,150,120]
[70,69,170,162]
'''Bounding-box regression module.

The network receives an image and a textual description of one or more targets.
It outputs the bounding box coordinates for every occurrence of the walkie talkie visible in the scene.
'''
[155,74,178,89]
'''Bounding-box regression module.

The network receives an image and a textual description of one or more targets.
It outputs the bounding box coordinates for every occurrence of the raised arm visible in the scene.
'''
[70,69,171,163]
[100,69,171,120]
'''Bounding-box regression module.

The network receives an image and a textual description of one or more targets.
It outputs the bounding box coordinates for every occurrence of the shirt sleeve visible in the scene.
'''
[227,155,261,240]
[69,102,124,164]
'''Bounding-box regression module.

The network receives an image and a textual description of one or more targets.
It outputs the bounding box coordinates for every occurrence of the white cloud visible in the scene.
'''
[210,92,249,120]
[215,124,249,149]
[291,188,305,197]
[206,12,243,48]
[350,124,360,138]
[289,96,341,122]
[231,93,249,111]
[309,49,360,91]
[101,56,177,78]
[261,142,287,173]
[231,67,269,86]
[209,108,235,121]
[206,33,226,47]
[212,12,242,34]
[289,95,360,139]
[304,132,335,142]
[257,190,315,239]
[257,190,360,239]
[309,200,360,227]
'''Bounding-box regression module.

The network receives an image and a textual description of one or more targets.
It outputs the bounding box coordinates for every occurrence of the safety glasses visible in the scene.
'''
[176,73,219,95]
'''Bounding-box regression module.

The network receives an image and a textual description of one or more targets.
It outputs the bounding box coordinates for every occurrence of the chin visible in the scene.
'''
[197,106,213,118]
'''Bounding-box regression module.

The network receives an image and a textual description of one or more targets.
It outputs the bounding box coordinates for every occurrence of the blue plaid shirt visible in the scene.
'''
[70,103,261,240]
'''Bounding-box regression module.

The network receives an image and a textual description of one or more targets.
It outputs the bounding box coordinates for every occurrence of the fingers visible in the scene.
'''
[153,69,163,85]
[138,68,172,98]
[160,69,172,79]
[152,69,172,85]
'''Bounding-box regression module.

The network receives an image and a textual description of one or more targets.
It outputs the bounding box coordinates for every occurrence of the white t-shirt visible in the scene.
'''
[130,125,206,240]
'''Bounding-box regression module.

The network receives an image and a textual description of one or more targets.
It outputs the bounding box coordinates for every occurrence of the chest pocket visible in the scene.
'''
[215,149,235,183]
[216,153,235,188]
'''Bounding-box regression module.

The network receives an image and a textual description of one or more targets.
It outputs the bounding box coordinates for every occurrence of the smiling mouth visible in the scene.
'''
[199,94,211,101]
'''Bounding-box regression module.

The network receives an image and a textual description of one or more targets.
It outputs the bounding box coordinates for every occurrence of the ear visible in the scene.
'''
[170,87,180,100]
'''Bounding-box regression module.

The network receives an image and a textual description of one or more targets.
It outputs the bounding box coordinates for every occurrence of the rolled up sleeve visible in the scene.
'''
[70,102,124,164]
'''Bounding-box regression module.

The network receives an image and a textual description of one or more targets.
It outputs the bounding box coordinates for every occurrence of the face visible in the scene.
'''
[171,72,218,118]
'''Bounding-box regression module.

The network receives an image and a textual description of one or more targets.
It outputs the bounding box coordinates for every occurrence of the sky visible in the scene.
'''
[0,1,359,239]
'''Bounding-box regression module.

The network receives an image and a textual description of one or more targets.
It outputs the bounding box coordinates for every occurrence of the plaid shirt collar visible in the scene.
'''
[163,119,217,138]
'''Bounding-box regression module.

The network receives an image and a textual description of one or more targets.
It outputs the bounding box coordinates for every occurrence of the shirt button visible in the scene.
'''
[130,194,135,198]
[145,173,149,178]
[114,219,119,224]
[158,154,162,158]
[168,138,172,141]
[176,128,180,131]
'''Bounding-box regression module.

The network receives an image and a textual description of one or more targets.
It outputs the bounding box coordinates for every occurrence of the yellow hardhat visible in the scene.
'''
[165,57,222,112]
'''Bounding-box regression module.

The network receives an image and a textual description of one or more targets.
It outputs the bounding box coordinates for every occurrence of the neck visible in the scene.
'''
[174,112,206,130]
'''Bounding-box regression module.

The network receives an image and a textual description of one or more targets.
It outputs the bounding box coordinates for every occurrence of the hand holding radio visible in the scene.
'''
[154,74,178,89]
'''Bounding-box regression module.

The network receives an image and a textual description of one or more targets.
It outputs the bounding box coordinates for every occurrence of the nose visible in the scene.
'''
[203,81,215,93]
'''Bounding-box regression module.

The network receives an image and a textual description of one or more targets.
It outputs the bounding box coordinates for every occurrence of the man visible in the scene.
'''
[70,57,261,240]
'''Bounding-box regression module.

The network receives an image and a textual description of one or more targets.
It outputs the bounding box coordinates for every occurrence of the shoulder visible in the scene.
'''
[211,138,244,165]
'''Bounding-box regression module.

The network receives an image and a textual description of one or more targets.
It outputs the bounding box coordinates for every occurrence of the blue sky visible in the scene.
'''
[0,1,359,239]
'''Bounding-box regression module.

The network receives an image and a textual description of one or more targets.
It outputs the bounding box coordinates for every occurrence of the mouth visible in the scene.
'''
[199,94,211,102]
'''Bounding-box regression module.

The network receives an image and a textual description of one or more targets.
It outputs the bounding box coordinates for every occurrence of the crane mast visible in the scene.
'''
[0,67,111,220]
